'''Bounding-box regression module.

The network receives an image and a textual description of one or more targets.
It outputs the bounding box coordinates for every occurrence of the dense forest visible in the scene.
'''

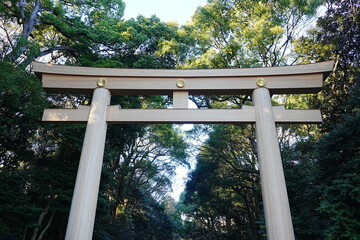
[0,0,359,239]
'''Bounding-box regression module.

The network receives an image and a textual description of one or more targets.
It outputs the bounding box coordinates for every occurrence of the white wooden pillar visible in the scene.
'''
[65,87,111,240]
[252,87,295,240]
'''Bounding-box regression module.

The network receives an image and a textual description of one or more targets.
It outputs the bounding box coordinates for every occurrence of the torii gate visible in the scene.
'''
[33,61,333,240]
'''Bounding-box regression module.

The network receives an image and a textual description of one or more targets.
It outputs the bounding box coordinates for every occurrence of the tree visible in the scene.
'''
[179,125,263,240]
[1,6,190,239]
[317,97,360,239]
[289,0,360,238]
[0,0,125,67]
[78,15,187,69]
[178,1,325,238]
[179,0,322,69]
[0,61,82,239]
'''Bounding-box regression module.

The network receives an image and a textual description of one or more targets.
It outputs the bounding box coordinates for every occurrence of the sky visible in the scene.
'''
[122,0,208,25]
[122,0,208,201]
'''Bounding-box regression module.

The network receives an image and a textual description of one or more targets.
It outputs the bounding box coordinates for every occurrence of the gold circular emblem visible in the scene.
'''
[97,78,107,87]
[176,79,186,88]
[256,77,266,87]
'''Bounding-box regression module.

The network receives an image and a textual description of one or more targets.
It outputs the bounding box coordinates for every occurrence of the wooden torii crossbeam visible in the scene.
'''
[33,61,333,240]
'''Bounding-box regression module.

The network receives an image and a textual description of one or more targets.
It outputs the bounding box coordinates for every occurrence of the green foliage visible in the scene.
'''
[94,194,175,240]
[282,140,328,239]
[181,0,322,68]
[0,10,189,237]
[316,96,360,239]
[288,1,360,239]
[52,14,191,69]
[179,125,263,240]
[179,1,359,239]
[294,0,359,129]
[0,62,45,164]
[0,0,126,65]
[0,61,89,239]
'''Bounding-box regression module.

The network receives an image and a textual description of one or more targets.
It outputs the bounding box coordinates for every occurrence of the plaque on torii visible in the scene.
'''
[33,61,333,240]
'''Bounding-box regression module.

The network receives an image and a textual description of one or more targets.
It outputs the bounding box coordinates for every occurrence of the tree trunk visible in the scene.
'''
[38,211,55,240]
[4,0,40,64]
[31,204,50,240]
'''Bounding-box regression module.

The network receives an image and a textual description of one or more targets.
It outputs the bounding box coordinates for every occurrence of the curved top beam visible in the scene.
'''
[32,61,333,95]
[33,61,333,77]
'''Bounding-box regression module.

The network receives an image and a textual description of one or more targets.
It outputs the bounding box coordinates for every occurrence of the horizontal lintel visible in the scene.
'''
[40,74,324,95]
[42,106,90,123]
[42,106,322,124]
[33,61,334,95]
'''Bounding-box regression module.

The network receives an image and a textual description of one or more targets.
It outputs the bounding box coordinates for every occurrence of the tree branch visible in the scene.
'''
[38,46,78,58]
[21,46,78,67]
[19,0,26,20]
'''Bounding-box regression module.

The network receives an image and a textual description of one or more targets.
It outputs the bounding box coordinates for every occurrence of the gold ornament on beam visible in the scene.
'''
[176,79,185,88]
[256,77,266,87]
[97,78,107,87]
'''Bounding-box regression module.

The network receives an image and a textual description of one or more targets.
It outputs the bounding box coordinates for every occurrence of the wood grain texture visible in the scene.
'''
[65,88,110,240]
[253,88,295,240]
